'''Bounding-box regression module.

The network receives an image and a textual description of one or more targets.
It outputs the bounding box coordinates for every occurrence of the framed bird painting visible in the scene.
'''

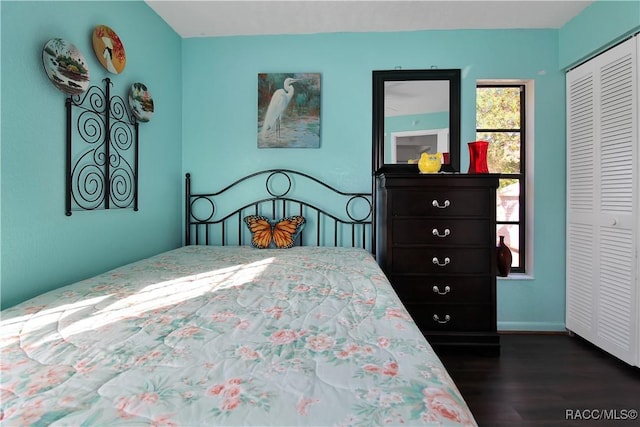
[258,73,320,148]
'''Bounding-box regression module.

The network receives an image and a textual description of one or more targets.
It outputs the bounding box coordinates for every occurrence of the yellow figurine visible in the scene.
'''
[418,152,442,174]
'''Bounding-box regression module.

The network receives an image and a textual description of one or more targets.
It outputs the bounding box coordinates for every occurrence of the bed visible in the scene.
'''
[0,170,476,426]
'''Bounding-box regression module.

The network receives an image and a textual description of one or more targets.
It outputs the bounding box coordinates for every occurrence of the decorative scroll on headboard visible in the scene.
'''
[65,77,138,215]
[185,170,374,251]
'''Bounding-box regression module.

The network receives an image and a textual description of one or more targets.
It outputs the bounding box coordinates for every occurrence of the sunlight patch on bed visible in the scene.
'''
[58,258,276,338]
[0,296,112,348]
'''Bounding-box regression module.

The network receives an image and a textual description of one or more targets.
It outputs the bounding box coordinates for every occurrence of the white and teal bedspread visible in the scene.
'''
[1,246,476,426]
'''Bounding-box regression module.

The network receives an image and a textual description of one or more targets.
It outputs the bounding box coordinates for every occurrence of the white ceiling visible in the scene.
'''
[385,81,449,116]
[145,0,593,38]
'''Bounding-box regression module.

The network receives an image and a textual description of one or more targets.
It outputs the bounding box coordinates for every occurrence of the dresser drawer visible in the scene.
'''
[391,189,491,217]
[405,304,492,332]
[390,275,491,304]
[392,247,492,274]
[392,218,491,245]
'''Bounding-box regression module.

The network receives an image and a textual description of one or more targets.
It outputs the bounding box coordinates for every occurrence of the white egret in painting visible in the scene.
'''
[101,37,118,74]
[261,78,301,139]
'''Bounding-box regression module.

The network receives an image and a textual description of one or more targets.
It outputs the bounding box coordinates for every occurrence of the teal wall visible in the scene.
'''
[0,1,183,308]
[386,112,449,134]
[559,0,640,70]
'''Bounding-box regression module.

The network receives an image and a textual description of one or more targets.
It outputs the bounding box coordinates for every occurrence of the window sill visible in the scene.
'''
[497,273,534,281]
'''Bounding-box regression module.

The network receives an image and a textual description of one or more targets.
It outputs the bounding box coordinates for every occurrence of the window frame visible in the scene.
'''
[476,82,530,275]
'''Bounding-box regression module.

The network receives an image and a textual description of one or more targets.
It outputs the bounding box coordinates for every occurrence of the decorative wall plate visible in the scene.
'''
[129,83,154,122]
[92,25,126,74]
[42,38,90,95]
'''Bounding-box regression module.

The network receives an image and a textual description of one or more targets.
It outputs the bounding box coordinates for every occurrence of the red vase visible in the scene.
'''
[468,141,489,173]
[496,235,512,277]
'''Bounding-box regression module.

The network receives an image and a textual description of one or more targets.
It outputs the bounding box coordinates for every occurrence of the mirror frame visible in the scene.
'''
[372,68,461,174]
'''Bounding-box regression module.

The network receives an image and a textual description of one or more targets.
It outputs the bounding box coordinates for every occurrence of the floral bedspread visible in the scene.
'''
[1,246,476,426]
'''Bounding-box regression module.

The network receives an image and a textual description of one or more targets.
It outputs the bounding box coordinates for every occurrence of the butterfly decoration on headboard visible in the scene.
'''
[243,215,306,249]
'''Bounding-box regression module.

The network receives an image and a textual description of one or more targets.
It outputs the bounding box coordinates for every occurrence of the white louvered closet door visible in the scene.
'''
[566,36,639,367]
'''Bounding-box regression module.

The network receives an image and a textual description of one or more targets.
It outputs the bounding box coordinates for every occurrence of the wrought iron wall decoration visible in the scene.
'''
[65,77,139,215]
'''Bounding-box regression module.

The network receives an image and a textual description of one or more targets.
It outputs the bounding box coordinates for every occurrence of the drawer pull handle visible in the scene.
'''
[432,199,450,209]
[433,314,451,324]
[432,285,451,295]
[432,256,450,267]
[432,228,450,238]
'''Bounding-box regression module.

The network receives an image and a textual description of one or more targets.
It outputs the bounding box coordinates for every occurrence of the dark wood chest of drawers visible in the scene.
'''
[375,173,500,351]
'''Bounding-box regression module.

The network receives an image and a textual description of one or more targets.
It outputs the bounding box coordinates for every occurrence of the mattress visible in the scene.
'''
[1,246,476,426]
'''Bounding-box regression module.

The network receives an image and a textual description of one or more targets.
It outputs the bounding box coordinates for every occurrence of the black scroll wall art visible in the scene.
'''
[66,77,138,215]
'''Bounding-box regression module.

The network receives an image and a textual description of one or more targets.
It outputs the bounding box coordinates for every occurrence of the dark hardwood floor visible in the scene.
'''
[436,333,640,427]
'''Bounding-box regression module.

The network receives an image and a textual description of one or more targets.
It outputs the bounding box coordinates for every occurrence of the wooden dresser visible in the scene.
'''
[375,172,500,352]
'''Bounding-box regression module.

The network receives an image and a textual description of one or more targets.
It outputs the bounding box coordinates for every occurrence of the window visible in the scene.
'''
[476,84,527,273]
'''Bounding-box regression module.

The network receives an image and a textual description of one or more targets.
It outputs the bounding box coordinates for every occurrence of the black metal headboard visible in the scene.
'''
[185,170,373,251]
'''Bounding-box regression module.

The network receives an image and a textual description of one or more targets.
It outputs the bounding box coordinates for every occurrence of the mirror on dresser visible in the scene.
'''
[372,69,461,173]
